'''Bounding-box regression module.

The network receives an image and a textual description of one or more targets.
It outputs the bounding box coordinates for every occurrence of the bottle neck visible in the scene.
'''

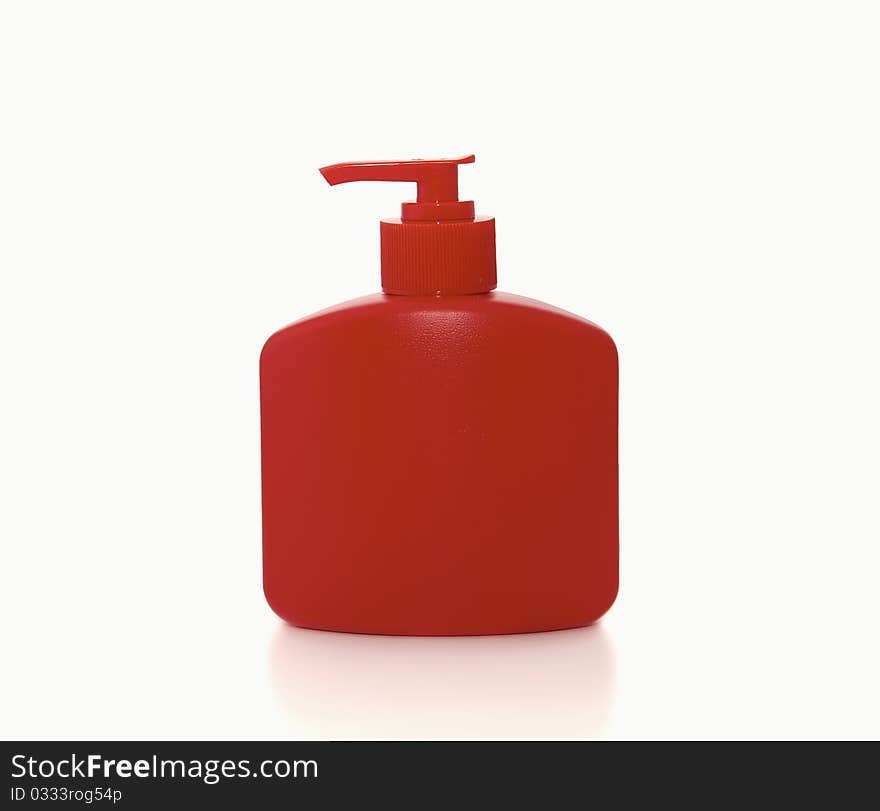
[380,217,496,295]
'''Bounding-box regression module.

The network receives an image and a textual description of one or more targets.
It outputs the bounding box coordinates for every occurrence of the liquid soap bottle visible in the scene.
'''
[261,155,618,635]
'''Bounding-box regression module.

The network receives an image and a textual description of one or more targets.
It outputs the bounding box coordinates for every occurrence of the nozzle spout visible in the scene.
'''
[319,155,476,221]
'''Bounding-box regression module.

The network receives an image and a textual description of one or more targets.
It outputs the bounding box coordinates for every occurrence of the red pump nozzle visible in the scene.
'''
[320,155,476,222]
[318,154,496,295]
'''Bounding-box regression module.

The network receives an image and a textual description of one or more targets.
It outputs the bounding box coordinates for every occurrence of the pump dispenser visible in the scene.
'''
[261,155,618,635]
[320,155,495,294]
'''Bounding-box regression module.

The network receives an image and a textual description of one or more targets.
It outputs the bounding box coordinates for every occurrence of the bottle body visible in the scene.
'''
[260,291,618,635]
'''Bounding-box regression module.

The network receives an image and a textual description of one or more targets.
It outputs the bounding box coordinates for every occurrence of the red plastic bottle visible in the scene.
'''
[261,156,618,635]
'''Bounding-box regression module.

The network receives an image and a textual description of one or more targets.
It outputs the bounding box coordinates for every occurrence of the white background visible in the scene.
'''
[1,1,878,741]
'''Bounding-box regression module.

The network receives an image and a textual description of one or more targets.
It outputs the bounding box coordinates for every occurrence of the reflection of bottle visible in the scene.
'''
[261,156,618,635]
[269,625,615,740]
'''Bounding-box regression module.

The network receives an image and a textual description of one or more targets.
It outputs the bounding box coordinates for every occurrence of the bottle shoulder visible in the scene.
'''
[262,291,615,361]
[488,292,618,361]
[260,294,383,360]
[488,291,615,341]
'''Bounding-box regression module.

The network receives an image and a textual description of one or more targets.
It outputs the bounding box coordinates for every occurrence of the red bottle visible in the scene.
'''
[261,156,618,635]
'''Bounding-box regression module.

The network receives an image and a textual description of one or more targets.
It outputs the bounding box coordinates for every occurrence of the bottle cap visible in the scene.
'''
[319,155,496,295]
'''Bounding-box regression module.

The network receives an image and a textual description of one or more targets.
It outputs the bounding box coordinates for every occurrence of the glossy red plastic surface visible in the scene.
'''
[261,292,618,635]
